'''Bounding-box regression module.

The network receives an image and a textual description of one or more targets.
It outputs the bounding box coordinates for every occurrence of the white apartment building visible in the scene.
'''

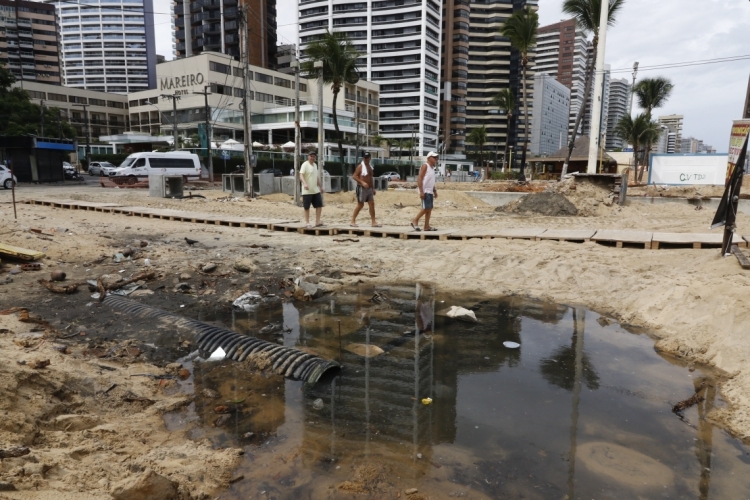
[44,0,157,93]
[529,73,570,156]
[536,19,591,137]
[298,0,442,155]
[657,114,683,154]
[605,77,630,150]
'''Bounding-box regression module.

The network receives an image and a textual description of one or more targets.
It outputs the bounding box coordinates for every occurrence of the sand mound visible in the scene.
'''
[498,192,578,216]
[550,178,619,217]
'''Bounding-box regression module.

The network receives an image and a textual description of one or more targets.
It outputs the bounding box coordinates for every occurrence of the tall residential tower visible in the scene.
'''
[0,0,61,85]
[45,0,157,93]
[605,77,631,149]
[299,0,442,155]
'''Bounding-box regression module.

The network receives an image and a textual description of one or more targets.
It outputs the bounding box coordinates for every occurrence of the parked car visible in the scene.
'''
[110,152,201,182]
[259,168,283,177]
[0,164,17,189]
[380,171,401,181]
[88,161,117,176]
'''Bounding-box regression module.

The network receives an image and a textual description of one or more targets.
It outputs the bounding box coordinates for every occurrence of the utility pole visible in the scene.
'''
[315,60,324,187]
[40,99,45,137]
[355,107,360,169]
[586,0,609,173]
[191,87,212,181]
[628,62,639,117]
[292,54,301,205]
[73,103,90,165]
[240,4,253,197]
[160,93,181,152]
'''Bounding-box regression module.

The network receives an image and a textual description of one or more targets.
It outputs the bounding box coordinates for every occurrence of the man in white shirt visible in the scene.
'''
[299,151,325,227]
[411,151,439,231]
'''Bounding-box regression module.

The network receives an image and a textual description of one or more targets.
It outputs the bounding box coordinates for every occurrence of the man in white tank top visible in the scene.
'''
[411,151,439,231]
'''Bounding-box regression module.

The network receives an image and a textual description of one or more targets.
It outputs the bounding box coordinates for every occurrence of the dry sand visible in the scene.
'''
[1,180,750,497]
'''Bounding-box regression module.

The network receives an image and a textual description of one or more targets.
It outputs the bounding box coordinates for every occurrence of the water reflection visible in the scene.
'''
[175,286,750,499]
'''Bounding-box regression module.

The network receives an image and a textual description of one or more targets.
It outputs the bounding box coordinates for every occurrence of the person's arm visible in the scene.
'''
[352,164,364,187]
[300,163,310,191]
[417,164,427,199]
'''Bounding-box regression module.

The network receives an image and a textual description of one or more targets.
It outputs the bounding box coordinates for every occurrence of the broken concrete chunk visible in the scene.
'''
[202,262,217,273]
[54,414,100,432]
[232,291,263,311]
[110,469,178,500]
[233,258,256,273]
[436,306,477,323]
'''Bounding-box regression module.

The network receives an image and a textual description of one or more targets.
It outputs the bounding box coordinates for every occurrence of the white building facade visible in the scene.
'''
[44,0,157,93]
[529,73,570,156]
[605,77,630,150]
[298,0,442,155]
[657,114,683,154]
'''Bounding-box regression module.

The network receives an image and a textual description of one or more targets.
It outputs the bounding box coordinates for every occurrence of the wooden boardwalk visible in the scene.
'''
[21,198,749,250]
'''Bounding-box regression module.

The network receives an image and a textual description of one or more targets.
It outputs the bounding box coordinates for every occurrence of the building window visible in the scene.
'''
[209,61,231,75]
[28,90,46,99]
[255,73,272,84]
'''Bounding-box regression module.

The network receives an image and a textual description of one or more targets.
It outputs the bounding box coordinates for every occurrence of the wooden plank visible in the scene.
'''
[365,226,410,239]
[731,245,750,269]
[651,232,745,249]
[0,243,45,261]
[404,228,456,240]
[537,229,596,242]
[592,230,653,249]
[495,228,548,240]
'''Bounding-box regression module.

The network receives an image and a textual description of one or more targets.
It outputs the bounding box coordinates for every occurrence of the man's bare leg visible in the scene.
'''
[304,209,311,226]
[315,207,322,226]
[368,200,378,225]
[412,209,427,228]
[351,202,364,225]
[424,210,432,230]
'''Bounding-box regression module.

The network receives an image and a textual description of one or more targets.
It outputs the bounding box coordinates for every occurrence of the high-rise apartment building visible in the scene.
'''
[299,0,442,155]
[175,0,276,68]
[658,114,683,154]
[529,73,569,156]
[605,76,630,149]
[0,0,61,85]
[536,18,590,136]
[439,0,538,160]
[45,0,157,93]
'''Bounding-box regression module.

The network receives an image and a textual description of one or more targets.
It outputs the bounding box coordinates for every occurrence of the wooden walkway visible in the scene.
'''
[21,198,748,249]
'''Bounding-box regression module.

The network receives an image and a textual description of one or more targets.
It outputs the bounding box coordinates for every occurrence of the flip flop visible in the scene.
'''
[425,227,438,231]
[372,223,382,227]
[305,224,313,229]
[315,223,326,227]
[350,223,359,227]
[411,222,421,231]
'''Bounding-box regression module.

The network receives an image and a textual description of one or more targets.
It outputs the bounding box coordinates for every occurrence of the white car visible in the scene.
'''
[88,161,117,176]
[1,164,17,189]
[380,171,401,181]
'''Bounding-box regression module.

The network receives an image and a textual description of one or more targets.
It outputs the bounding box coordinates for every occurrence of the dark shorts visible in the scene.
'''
[421,193,434,210]
[356,185,374,203]
[302,192,323,210]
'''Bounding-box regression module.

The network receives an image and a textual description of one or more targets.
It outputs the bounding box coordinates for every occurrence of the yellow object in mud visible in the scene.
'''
[421,398,433,405]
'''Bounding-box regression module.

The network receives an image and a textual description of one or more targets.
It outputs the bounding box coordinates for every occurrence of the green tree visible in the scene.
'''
[467,126,488,179]
[632,77,673,180]
[614,112,661,182]
[302,30,360,190]
[492,88,516,172]
[0,65,76,138]
[500,6,538,181]
[560,0,625,178]
[371,134,388,150]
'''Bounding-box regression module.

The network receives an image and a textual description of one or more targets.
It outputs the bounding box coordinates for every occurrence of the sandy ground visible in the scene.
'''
[1,180,750,498]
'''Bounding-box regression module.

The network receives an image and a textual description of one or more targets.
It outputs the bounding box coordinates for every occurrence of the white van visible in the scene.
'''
[110,152,201,182]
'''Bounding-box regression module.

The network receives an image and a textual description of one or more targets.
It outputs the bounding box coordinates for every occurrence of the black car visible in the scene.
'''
[259,168,283,177]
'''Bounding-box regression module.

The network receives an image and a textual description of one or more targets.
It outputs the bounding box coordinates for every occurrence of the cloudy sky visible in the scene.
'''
[155,0,750,150]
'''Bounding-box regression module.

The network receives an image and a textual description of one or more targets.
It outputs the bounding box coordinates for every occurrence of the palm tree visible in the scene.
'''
[492,88,516,172]
[633,77,673,180]
[614,112,661,182]
[560,0,625,178]
[467,126,488,179]
[500,7,538,181]
[302,30,360,189]
[371,134,387,151]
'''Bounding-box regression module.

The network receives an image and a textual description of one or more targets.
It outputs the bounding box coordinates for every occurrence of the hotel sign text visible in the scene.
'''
[160,72,205,92]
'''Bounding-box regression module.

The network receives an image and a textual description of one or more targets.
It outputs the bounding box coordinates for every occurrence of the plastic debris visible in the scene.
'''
[503,341,520,349]
[207,346,226,361]
[421,398,433,405]
[312,398,324,410]
[232,291,263,311]
[436,306,478,323]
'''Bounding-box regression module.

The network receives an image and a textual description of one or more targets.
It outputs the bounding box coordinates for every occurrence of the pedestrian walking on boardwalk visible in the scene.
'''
[350,152,381,227]
[411,151,439,232]
[299,151,325,228]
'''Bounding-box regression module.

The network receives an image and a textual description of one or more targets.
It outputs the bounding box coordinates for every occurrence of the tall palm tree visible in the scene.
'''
[371,134,387,151]
[632,77,673,180]
[614,112,661,182]
[467,126,488,179]
[560,0,625,178]
[500,7,538,181]
[302,29,360,189]
[492,88,516,172]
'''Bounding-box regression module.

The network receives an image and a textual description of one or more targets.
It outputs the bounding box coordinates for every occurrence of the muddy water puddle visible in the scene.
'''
[163,284,750,499]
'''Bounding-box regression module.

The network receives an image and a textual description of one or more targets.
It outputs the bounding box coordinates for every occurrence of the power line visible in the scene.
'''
[603,54,750,74]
